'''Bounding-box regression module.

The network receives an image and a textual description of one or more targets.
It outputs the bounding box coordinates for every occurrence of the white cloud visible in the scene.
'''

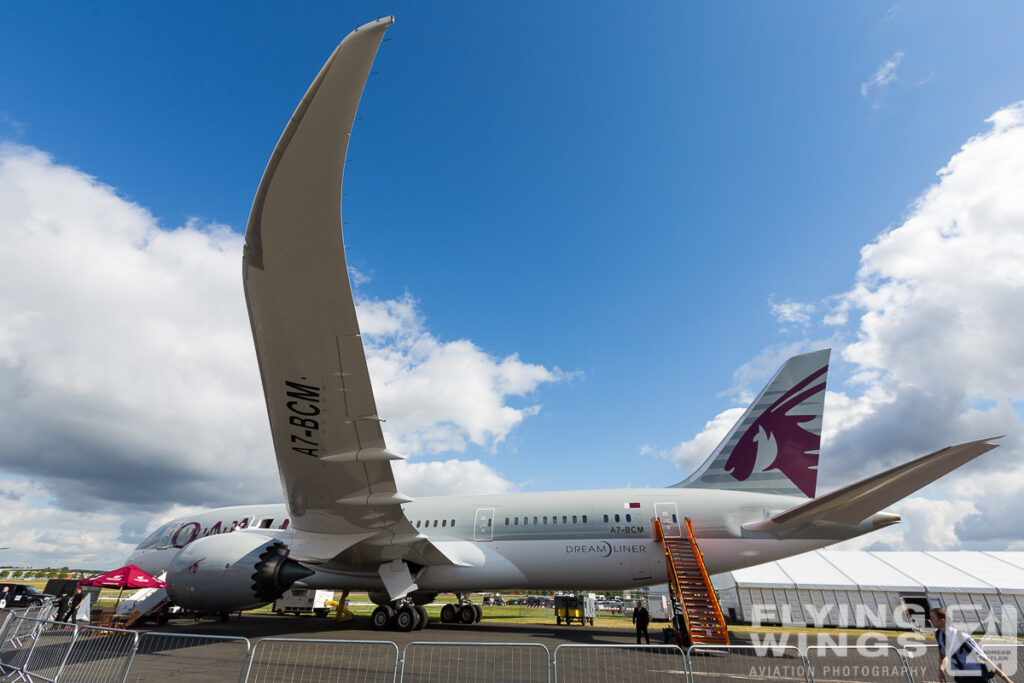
[769,297,816,328]
[670,407,745,474]
[861,51,904,97]
[669,101,1024,551]
[0,143,559,567]
[394,459,516,497]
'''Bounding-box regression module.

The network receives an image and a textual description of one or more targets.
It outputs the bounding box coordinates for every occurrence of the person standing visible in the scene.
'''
[632,600,651,644]
[930,607,1012,683]
[68,587,84,624]
[0,585,9,610]
[55,590,71,621]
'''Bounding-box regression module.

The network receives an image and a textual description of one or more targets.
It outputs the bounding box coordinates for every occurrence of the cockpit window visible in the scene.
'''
[138,522,176,549]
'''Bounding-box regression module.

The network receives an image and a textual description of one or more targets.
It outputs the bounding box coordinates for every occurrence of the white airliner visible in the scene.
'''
[127,16,1000,631]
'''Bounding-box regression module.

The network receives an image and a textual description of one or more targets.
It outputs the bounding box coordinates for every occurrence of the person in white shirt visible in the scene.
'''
[930,607,1011,683]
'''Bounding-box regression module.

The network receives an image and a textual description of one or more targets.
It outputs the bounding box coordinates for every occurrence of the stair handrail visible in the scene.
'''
[652,518,692,637]
[683,517,729,642]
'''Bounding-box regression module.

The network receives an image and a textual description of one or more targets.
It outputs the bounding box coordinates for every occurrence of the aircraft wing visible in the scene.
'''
[243,17,426,562]
[742,437,1001,533]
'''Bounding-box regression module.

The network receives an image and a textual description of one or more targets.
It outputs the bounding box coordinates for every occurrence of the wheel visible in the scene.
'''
[459,604,476,624]
[314,609,328,618]
[556,616,561,625]
[472,605,483,623]
[415,606,428,629]
[395,606,417,632]
[157,611,170,626]
[371,605,395,631]
[440,604,457,623]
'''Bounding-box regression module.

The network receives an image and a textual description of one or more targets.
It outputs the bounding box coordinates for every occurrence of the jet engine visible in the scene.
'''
[166,533,312,612]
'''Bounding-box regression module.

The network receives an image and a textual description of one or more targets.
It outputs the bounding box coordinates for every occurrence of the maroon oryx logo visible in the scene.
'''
[723,365,826,497]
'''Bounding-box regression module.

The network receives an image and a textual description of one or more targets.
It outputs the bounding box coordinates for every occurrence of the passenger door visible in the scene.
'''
[474,507,495,541]
[654,502,682,538]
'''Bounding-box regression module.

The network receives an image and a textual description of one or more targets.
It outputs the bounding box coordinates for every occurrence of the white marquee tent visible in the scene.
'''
[710,551,1024,634]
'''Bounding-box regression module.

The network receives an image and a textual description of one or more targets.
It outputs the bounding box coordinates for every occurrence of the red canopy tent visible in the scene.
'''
[78,565,166,589]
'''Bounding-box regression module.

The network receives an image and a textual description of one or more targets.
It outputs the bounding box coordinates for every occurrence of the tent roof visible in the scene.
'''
[717,550,1020,594]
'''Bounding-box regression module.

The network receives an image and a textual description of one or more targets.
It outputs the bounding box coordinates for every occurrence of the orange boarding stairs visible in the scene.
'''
[653,516,730,646]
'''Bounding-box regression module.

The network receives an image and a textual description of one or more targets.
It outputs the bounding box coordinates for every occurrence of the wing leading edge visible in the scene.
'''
[243,17,416,558]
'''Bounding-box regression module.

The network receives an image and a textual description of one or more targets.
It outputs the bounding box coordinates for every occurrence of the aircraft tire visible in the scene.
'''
[472,605,483,623]
[371,605,395,631]
[395,606,417,632]
[440,604,457,623]
[459,604,476,624]
[415,606,428,629]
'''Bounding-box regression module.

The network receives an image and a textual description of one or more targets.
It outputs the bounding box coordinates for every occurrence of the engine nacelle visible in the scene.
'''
[167,533,312,612]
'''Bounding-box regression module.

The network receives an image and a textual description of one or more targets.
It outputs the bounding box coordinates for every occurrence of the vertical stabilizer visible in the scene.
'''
[673,349,830,498]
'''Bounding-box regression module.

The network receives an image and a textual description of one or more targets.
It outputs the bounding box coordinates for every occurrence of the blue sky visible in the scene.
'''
[2,2,1024,566]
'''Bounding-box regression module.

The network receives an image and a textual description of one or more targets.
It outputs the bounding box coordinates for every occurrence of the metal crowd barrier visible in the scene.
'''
[399,641,551,683]
[553,644,686,683]
[123,631,250,682]
[687,644,807,683]
[803,644,914,683]
[244,638,399,682]
[0,615,138,683]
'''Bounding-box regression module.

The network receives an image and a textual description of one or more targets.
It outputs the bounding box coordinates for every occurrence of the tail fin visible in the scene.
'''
[673,349,830,498]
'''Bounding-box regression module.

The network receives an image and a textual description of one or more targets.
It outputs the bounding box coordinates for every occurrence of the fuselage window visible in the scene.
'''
[543,516,548,524]
[626,514,632,522]
[562,515,567,524]
[533,517,538,525]
[615,514,620,522]
[582,515,587,523]
[572,515,577,523]
[603,514,609,522]
[524,517,529,526]
[504,517,510,525]
[442,519,447,527]
[416,521,421,528]
[514,517,519,525]
[433,520,438,527]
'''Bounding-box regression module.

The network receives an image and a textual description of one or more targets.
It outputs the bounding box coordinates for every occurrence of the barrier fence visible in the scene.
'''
[2,617,1022,683]
[553,644,686,683]
[687,644,808,683]
[400,641,550,683]
[123,631,250,682]
[245,638,398,682]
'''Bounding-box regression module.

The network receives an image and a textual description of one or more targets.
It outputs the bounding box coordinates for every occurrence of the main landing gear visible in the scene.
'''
[370,601,429,632]
[438,594,482,624]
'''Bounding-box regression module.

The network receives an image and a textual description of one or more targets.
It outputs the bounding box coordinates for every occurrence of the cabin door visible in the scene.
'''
[654,502,682,538]
[474,508,495,541]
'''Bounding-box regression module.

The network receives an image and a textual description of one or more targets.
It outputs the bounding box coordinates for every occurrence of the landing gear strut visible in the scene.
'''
[371,599,429,632]
[439,594,482,624]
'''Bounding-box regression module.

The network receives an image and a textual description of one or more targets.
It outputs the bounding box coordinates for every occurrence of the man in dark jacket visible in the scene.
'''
[68,588,84,623]
[55,590,71,621]
[632,600,651,644]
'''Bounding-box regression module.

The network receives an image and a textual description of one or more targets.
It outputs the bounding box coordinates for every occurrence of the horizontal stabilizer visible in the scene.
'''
[743,437,1001,533]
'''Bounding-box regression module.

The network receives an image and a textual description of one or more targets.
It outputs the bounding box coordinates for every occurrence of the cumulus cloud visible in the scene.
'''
[0,143,560,566]
[861,51,905,97]
[769,297,816,328]
[671,101,1024,551]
